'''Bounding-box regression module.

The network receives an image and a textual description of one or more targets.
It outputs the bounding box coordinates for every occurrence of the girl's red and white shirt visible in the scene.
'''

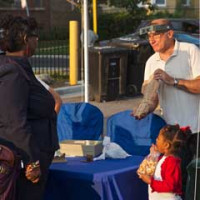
[149,155,182,200]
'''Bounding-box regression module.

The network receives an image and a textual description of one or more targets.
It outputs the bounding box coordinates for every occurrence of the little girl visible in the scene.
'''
[139,124,190,200]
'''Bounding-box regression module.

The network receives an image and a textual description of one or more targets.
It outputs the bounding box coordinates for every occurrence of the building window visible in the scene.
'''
[182,0,190,6]
[138,0,152,8]
[13,0,21,7]
[138,0,166,7]
[0,0,14,7]
[154,0,166,6]
[155,0,164,4]
[35,0,43,7]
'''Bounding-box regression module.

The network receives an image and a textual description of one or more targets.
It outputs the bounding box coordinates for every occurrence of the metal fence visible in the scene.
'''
[30,29,69,76]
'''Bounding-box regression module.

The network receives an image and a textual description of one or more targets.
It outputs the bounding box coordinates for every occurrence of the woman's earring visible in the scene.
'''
[23,35,28,44]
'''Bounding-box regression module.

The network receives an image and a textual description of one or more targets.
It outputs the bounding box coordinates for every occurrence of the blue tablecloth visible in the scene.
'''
[45,156,148,200]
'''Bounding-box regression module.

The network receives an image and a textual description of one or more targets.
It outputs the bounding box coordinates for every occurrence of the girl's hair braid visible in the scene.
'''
[160,124,191,156]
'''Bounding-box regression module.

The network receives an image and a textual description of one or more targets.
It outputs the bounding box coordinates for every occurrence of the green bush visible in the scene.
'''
[148,9,186,19]
[0,0,13,7]
[148,10,174,19]
[36,28,69,55]
[97,10,187,41]
[39,27,69,41]
[98,12,142,40]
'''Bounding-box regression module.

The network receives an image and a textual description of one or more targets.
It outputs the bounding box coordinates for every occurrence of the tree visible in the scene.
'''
[108,0,155,19]
[0,0,14,7]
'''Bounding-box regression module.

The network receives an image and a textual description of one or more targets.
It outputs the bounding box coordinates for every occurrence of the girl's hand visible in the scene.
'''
[138,173,151,184]
[150,144,158,154]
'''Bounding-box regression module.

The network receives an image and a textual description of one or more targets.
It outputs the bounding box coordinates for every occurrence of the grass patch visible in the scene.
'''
[49,73,69,88]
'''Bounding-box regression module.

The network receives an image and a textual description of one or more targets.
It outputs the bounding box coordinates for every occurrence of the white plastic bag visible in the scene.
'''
[93,136,131,161]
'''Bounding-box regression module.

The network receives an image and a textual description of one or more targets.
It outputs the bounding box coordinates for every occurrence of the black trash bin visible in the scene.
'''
[185,158,200,200]
[108,37,154,96]
[89,46,128,102]
[126,44,153,96]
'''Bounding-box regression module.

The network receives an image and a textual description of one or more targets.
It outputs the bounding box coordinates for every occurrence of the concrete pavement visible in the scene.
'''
[55,83,143,118]
[62,95,142,118]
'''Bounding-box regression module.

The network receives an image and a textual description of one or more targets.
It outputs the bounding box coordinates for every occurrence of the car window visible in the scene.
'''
[171,21,199,33]
[183,22,199,33]
[171,21,183,31]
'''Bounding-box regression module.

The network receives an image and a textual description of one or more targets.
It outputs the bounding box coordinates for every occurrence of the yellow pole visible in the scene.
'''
[93,0,97,34]
[69,21,79,85]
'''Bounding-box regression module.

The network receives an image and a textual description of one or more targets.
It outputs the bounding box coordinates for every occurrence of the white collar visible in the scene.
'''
[155,40,179,61]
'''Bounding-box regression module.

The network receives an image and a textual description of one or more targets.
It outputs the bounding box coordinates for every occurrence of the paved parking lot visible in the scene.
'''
[62,95,142,118]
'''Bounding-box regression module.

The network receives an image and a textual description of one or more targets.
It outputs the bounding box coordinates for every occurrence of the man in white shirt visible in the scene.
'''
[135,18,200,133]
[134,18,200,198]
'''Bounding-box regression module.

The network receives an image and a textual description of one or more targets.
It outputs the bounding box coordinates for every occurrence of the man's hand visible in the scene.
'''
[130,109,149,120]
[154,69,174,85]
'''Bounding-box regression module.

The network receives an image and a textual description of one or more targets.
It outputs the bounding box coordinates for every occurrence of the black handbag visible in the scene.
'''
[0,144,20,200]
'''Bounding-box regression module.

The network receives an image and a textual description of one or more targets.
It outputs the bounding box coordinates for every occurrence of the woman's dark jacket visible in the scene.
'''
[0,55,59,165]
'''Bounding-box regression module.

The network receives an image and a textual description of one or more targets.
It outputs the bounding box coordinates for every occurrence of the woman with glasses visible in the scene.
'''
[0,15,59,200]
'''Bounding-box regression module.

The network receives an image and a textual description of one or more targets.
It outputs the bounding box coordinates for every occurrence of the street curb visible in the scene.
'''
[55,82,84,98]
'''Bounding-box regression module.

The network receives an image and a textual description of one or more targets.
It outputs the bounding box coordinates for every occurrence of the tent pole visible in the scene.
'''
[83,0,89,102]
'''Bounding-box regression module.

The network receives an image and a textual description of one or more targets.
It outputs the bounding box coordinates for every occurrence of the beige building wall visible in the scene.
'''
[166,0,177,13]
[185,0,200,18]
[156,0,199,18]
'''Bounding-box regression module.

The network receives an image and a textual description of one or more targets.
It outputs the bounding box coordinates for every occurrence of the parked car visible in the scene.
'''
[106,18,199,48]
[97,19,199,96]
[174,32,199,46]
